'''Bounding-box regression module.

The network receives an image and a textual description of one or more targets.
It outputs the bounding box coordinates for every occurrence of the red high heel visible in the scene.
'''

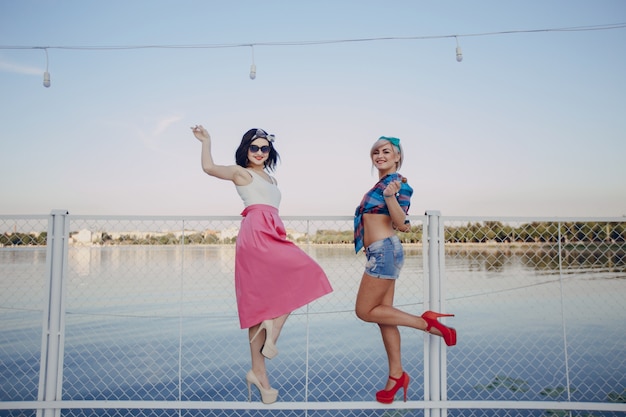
[421,311,457,346]
[375,372,410,404]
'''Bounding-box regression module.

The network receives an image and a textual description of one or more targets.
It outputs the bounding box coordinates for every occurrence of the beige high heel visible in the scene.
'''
[246,370,278,404]
[249,319,278,359]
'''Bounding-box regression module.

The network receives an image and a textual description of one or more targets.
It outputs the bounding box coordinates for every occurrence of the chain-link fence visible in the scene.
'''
[1,213,625,417]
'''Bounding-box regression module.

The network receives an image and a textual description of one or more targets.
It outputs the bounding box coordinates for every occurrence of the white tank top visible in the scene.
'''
[236,170,282,208]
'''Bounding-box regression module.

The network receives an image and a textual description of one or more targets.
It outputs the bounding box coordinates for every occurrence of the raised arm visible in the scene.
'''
[191,125,250,185]
[383,181,411,232]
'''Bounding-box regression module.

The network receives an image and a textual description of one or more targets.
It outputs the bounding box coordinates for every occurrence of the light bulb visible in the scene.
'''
[455,36,463,62]
[42,48,51,87]
[249,64,256,80]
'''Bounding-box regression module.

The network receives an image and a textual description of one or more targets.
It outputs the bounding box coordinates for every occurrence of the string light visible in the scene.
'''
[2,22,620,51]
[2,22,623,85]
[249,45,256,80]
[43,48,51,87]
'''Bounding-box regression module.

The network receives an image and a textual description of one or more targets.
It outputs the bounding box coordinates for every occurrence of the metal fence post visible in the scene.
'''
[425,210,447,417]
[37,210,69,417]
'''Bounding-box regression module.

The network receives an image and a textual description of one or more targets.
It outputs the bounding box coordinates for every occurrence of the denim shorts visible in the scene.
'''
[364,235,404,279]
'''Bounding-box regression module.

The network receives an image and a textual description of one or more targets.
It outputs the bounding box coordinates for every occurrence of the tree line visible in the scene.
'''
[2,221,625,247]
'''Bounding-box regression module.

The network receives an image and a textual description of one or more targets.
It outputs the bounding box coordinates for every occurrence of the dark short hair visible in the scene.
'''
[235,128,280,172]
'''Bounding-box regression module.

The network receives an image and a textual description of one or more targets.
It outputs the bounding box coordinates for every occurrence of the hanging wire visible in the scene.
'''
[1,22,624,51]
[6,22,625,85]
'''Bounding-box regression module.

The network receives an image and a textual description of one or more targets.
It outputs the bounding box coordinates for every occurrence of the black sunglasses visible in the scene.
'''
[249,144,271,154]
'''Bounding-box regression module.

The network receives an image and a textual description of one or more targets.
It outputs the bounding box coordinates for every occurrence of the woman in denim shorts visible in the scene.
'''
[354,136,457,404]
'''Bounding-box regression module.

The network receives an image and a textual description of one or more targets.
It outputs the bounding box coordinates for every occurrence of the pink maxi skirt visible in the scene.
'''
[235,204,333,329]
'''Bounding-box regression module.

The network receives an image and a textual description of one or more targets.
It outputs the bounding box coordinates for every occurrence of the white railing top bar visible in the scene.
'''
[1,213,624,223]
[2,400,625,412]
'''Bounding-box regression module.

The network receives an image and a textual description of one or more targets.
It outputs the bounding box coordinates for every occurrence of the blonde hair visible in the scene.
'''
[370,138,403,170]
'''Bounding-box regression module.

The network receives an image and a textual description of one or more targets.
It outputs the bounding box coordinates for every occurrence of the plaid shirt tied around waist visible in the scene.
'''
[353,173,413,253]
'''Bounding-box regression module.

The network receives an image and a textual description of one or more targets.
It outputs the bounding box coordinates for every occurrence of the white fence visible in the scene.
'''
[1,211,625,417]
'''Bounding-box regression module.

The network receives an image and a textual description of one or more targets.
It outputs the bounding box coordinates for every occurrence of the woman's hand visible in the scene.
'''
[191,125,210,142]
[383,180,409,231]
[383,180,402,198]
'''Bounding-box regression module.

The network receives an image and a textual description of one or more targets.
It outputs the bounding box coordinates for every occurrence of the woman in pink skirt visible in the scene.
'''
[191,125,333,404]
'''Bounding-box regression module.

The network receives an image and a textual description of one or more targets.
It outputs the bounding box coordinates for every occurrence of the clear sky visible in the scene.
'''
[1,1,625,218]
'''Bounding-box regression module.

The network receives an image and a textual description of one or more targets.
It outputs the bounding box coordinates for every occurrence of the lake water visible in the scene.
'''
[1,244,625,416]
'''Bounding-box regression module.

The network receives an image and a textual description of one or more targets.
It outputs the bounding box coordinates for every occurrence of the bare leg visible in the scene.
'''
[356,273,449,389]
[379,324,403,389]
[248,325,271,389]
[269,313,289,345]
[356,275,406,389]
[355,273,444,336]
[377,280,404,390]
[247,313,290,389]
